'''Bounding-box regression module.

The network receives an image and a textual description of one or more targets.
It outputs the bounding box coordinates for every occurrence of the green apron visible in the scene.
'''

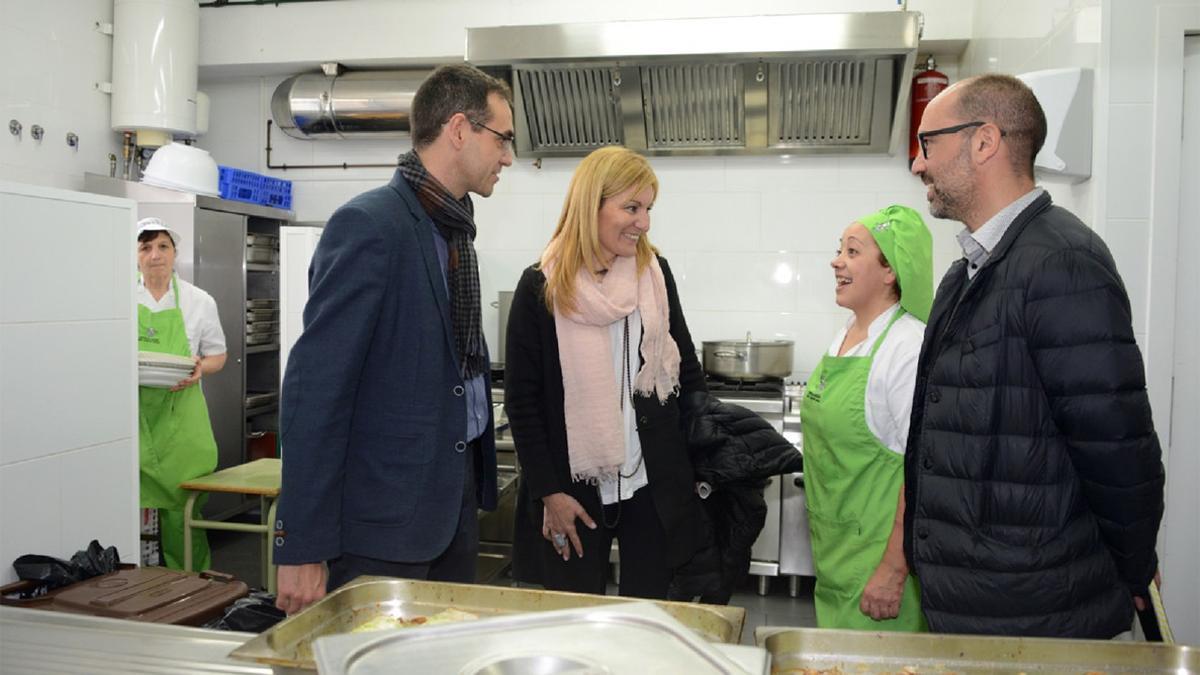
[800,310,926,631]
[138,274,217,570]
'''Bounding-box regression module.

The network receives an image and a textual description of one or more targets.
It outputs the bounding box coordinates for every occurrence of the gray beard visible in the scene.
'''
[927,164,974,222]
[929,186,965,221]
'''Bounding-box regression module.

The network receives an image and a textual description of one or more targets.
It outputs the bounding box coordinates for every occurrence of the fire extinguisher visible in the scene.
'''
[909,56,950,165]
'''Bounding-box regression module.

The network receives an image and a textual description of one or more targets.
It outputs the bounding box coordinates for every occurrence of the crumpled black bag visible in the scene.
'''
[203,591,286,632]
[11,540,121,596]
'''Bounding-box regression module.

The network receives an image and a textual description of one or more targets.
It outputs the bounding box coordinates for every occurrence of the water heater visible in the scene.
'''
[111,0,199,137]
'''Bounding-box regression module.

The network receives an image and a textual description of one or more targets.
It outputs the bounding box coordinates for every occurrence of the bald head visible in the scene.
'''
[947,74,1047,178]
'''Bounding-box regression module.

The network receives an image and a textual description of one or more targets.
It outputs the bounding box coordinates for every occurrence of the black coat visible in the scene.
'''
[669,393,803,604]
[504,257,710,584]
[904,192,1165,638]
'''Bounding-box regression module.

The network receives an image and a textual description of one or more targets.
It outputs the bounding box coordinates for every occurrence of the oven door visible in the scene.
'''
[779,470,814,577]
[747,473,781,576]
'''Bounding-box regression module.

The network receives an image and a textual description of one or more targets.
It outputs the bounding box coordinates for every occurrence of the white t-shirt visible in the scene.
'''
[597,308,649,505]
[824,303,924,455]
[136,276,227,358]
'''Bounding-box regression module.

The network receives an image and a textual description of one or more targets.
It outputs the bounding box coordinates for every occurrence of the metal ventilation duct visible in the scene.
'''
[468,12,920,158]
[271,69,431,140]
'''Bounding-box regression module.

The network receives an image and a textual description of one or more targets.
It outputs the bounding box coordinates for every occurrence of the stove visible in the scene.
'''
[704,376,786,395]
[704,376,788,424]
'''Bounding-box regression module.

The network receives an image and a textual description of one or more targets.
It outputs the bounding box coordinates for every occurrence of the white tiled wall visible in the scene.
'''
[0,0,123,191]
[960,0,1100,227]
[200,71,964,382]
[190,0,977,383]
[0,183,139,584]
[962,0,1195,367]
[0,0,981,384]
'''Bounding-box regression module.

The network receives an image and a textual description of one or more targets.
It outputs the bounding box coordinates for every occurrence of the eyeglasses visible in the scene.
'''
[468,118,515,153]
[917,120,1006,159]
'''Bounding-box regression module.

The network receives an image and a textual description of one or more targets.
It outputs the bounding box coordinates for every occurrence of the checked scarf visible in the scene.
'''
[397,150,486,379]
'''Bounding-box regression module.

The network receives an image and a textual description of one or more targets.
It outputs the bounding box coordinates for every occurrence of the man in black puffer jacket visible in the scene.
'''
[905,74,1165,638]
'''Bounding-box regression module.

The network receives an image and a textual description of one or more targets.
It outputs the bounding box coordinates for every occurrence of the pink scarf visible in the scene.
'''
[543,254,681,482]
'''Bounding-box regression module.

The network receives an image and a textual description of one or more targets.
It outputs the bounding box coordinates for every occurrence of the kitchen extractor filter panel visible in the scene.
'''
[642,63,745,149]
[514,66,625,154]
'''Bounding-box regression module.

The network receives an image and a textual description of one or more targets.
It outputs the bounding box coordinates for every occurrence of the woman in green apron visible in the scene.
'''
[136,217,226,570]
[800,205,933,631]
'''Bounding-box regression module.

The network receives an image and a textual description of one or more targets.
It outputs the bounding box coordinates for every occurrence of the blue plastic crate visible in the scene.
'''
[218,166,293,210]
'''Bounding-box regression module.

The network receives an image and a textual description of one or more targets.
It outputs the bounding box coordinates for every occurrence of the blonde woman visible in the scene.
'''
[504,146,708,598]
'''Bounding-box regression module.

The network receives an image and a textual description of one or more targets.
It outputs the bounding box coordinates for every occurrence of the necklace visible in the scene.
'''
[618,315,644,479]
[602,315,641,529]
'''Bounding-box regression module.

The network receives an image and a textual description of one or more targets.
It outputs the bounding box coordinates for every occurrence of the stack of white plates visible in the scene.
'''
[138,351,195,389]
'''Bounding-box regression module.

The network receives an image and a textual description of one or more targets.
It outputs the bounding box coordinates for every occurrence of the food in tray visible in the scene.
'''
[777,662,955,667]
[351,607,479,633]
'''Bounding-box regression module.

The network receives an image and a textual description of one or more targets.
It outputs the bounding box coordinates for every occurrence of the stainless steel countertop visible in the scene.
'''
[0,606,269,674]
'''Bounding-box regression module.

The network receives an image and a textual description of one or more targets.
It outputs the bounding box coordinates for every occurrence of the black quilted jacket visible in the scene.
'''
[669,393,803,604]
[903,192,1165,638]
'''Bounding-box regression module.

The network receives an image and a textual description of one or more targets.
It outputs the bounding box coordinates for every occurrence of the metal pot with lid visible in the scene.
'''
[702,332,794,381]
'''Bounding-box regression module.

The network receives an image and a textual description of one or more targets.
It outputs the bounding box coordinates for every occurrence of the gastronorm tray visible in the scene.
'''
[756,626,1200,674]
[246,332,278,346]
[245,391,278,408]
[246,233,279,247]
[229,576,745,673]
[312,601,743,675]
[245,246,278,264]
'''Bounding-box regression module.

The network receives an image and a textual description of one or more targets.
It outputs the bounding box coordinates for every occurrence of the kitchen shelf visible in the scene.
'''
[246,344,280,354]
[246,263,278,273]
[245,403,279,418]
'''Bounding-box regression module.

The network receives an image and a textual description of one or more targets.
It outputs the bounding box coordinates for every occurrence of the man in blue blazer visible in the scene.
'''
[274,65,514,614]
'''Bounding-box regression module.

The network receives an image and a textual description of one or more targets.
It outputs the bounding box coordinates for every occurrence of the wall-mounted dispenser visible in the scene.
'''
[1017,67,1093,183]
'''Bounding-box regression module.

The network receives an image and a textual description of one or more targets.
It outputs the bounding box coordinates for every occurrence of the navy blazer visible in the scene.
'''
[275,170,497,566]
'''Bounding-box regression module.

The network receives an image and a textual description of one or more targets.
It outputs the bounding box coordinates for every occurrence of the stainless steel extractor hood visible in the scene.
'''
[466,12,920,158]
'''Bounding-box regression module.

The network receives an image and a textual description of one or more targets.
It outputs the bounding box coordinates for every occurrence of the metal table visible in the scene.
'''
[0,606,269,674]
[180,458,281,593]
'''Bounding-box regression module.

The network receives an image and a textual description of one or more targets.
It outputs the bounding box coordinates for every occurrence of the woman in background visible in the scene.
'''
[136,217,226,570]
[504,146,708,598]
[800,205,933,630]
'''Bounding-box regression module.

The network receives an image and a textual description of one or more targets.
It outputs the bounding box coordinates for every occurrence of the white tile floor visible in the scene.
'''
[729,576,817,644]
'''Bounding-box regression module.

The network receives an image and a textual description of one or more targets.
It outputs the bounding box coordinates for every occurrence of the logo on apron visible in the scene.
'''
[805,372,827,403]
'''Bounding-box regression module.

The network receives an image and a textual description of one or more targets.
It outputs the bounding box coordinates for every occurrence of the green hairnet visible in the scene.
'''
[857,205,934,323]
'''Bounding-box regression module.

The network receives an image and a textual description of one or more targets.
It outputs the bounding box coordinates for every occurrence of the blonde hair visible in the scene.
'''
[540,146,659,314]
